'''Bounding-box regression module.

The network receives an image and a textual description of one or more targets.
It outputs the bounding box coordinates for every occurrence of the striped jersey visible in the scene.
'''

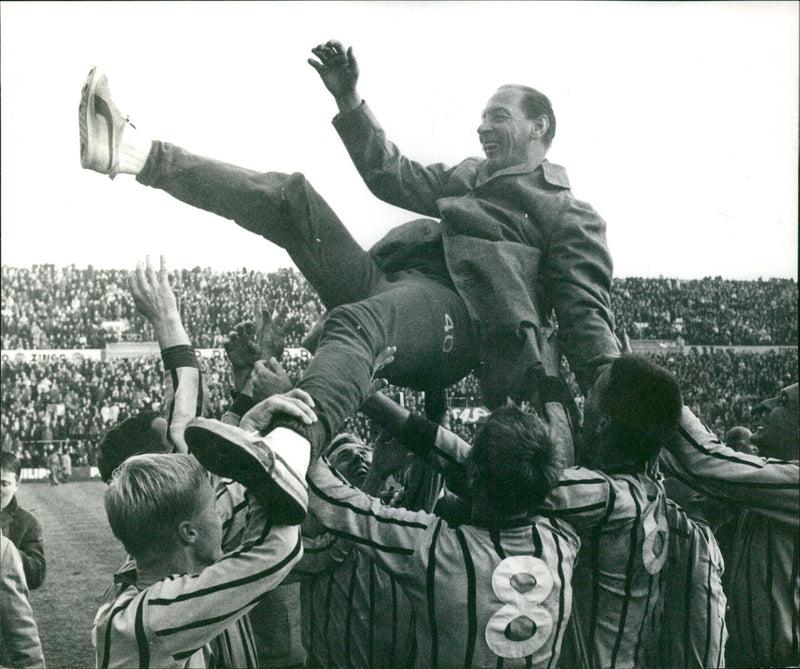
[543,467,669,669]
[641,500,727,669]
[148,344,305,668]
[401,414,671,669]
[308,457,580,669]
[92,499,302,668]
[661,407,800,668]
[295,531,416,668]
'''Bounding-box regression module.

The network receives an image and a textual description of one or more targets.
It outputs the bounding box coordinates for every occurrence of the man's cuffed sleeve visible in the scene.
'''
[543,199,619,391]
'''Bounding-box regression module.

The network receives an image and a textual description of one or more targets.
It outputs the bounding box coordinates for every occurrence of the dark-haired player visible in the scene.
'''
[305,405,579,668]
[0,451,46,590]
[364,355,703,669]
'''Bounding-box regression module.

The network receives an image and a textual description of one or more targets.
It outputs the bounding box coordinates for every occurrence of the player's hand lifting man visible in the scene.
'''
[224,300,292,399]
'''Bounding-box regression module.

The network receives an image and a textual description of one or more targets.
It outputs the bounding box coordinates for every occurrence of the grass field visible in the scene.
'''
[16,479,127,669]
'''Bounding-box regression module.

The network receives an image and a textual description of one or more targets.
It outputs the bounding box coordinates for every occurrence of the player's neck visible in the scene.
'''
[470,499,530,529]
[136,548,203,586]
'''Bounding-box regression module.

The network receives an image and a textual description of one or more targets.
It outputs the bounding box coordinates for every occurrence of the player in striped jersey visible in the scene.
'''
[293,433,416,668]
[363,354,684,669]
[660,383,799,668]
[304,404,579,669]
[640,499,728,669]
[95,256,306,667]
[93,435,305,669]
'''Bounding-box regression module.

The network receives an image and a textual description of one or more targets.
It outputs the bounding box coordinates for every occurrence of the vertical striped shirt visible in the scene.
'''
[308,457,580,669]
[640,500,727,669]
[295,531,416,668]
[401,413,671,669]
[662,407,800,668]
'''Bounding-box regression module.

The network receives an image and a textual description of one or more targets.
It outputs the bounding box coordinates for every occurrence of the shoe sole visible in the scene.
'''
[185,419,309,526]
[78,66,118,176]
[78,67,99,169]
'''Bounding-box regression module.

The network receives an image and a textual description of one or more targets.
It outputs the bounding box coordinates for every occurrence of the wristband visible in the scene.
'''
[161,344,199,370]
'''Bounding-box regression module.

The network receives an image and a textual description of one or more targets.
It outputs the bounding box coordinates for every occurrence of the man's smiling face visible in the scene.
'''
[477,87,536,174]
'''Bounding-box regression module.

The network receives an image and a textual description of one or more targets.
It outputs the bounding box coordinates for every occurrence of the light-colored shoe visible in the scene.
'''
[185,418,309,525]
[78,66,132,179]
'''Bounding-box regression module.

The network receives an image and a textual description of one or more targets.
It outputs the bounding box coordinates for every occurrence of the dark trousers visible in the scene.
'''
[138,143,477,450]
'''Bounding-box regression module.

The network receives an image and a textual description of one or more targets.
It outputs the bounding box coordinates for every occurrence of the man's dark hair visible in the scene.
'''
[469,404,563,515]
[499,84,556,149]
[97,411,167,483]
[0,451,21,478]
[599,355,683,463]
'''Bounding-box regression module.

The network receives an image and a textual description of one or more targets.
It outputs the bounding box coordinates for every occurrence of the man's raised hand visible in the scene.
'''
[308,39,362,112]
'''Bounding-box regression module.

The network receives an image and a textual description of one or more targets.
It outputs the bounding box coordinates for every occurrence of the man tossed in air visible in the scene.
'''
[79,40,619,461]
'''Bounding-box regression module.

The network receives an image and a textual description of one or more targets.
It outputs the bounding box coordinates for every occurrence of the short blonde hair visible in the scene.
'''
[104,453,208,561]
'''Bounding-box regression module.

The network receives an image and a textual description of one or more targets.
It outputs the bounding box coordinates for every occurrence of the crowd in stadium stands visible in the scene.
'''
[1,265,323,350]
[2,345,796,471]
[3,266,797,349]
[2,265,797,470]
[613,276,798,345]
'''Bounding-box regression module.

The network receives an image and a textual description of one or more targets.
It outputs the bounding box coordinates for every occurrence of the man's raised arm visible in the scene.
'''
[660,406,799,526]
[309,40,457,216]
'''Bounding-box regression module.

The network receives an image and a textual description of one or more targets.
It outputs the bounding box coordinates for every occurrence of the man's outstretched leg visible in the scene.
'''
[79,67,382,309]
[79,67,477,459]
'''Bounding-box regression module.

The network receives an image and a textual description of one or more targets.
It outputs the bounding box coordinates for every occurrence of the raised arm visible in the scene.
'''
[361,391,473,471]
[310,40,460,216]
[128,255,203,453]
[221,301,291,426]
[660,406,800,526]
[308,39,362,114]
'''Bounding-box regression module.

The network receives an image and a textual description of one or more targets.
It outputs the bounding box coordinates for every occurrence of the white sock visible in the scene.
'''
[262,426,311,479]
[117,124,152,176]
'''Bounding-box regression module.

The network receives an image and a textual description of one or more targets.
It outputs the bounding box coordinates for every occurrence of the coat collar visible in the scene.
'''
[475,157,571,189]
[1,495,20,514]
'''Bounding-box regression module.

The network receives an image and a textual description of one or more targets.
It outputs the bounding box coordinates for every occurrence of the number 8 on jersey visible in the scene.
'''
[485,555,556,659]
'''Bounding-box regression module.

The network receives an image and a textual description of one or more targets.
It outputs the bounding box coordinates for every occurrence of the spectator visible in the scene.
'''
[46,449,60,486]
[726,425,757,455]
[58,447,72,482]
[4,266,795,350]
[0,535,46,668]
[0,452,46,589]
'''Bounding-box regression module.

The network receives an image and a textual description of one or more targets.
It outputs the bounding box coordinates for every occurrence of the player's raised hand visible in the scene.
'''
[128,255,179,325]
[128,255,190,348]
[253,299,285,362]
[308,40,362,111]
